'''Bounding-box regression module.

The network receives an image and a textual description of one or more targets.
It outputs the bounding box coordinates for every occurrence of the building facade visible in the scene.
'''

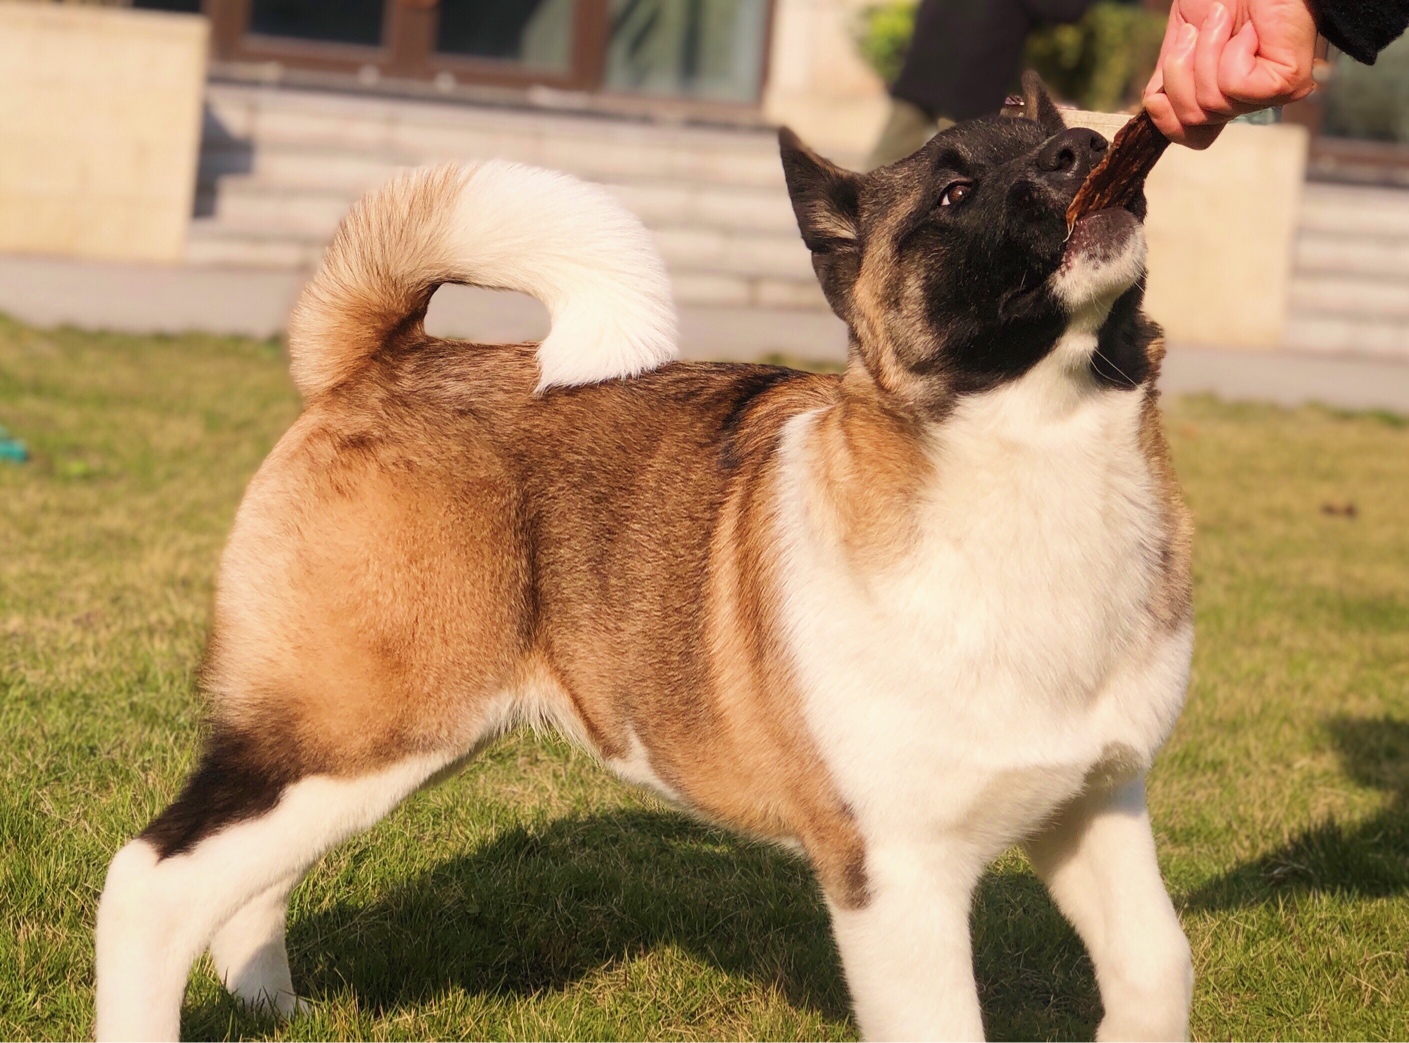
[131,0,889,153]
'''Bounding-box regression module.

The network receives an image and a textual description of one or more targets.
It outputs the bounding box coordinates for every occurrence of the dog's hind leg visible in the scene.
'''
[94,732,455,1042]
[208,871,304,1018]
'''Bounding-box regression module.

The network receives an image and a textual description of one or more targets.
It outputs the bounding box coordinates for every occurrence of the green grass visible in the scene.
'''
[2,314,1408,1041]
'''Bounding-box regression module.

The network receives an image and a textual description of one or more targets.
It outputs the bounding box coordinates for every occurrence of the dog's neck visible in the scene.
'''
[808,331,1147,571]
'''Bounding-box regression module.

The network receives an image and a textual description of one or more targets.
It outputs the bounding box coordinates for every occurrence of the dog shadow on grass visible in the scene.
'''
[188,808,1100,1040]
[1187,716,1409,910]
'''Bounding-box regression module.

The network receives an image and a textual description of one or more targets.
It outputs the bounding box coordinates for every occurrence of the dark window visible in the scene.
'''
[131,0,203,11]
[248,0,386,48]
[604,0,771,102]
[436,0,575,72]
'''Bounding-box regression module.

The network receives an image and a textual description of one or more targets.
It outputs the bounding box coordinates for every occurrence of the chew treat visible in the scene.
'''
[1066,109,1170,224]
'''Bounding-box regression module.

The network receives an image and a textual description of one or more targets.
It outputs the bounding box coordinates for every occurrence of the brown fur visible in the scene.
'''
[205,335,884,905]
[286,166,463,399]
[1134,342,1195,631]
[104,94,1210,1043]
[193,109,1192,912]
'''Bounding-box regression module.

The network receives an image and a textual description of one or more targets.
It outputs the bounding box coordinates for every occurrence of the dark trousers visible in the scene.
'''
[891,0,1093,121]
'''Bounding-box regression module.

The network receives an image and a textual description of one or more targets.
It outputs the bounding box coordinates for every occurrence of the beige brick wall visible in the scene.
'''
[759,1,1308,351]
[1071,111,1308,350]
[762,0,888,161]
[0,3,208,262]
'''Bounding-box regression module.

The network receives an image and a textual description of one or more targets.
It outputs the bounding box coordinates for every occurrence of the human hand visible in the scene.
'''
[1144,0,1319,149]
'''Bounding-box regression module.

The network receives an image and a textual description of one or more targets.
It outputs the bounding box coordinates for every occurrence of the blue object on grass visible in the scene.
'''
[0,424,28,463]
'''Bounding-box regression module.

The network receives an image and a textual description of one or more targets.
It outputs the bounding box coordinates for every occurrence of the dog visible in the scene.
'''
[95,74,1194,1042]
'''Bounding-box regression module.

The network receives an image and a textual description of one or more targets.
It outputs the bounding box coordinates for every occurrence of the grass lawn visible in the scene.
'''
[2,314,1408,1041]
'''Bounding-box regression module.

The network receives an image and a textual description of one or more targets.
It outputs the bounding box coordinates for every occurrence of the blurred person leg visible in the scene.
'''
[867,98,953,169]
[867,0,1093,169]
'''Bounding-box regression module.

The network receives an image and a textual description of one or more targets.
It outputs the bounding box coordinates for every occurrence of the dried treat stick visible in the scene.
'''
[1066,110,1170,224]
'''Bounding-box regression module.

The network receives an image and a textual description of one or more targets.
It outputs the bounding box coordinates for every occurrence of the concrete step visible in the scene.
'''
[184,221,827,309]
[610,180,798,235]
[191,84,824,309]
[196,182,351,238]
[197,166,801,237]
[1285,312,1409,359]
[204,84,794,190]
[198,143,409,195]
[185,225,322,268]
[188,215,816,283]
[1295,230,1409,280]
[1298,183,1409,239]
[1289,273,1409,322]
[190,177,815,282]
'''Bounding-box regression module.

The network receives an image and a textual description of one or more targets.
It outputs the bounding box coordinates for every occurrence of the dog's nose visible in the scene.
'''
[1035,128,1108,181]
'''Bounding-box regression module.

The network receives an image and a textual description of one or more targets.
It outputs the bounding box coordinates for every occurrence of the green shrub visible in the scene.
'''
[854,1,918,86]
[1026,3,1167,112]
[1323,32,1409,143]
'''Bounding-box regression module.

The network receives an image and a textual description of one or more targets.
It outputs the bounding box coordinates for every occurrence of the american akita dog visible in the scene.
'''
[95,75,1194,1041]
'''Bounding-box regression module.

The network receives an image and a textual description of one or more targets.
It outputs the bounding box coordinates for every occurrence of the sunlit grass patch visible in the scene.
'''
[3,316,1407,1040]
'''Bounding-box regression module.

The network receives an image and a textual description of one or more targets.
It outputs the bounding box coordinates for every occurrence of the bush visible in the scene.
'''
[1323,32,1409,143]
[854,1,917,86]
[853,1,1167,113]
[1026,3,1167,112]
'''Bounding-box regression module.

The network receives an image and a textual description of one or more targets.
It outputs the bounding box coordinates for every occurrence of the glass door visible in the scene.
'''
[206,0,775,105]
[209,0,396,74]
[603,0,773,103]
[209,0,604,86]
[422,0,605,90]
[247,0,388,48]
[435,0,577,74]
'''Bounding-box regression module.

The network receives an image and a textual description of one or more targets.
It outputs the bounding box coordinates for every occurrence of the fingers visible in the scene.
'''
[1144,2,1288,148]
[1193,2,1236,117]
[1152,22,1198,127]
[1150,19,1220,143]
[1143,90,1180,140]
[1220,20,1314,107]
[1144,91,1225,149]
[1146,0,1320,148]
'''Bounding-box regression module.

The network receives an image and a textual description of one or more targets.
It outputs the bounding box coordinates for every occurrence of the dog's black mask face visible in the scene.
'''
[780,74,1157,414]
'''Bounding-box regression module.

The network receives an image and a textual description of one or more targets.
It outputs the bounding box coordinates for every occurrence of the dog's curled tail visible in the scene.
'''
[287,161,678,398]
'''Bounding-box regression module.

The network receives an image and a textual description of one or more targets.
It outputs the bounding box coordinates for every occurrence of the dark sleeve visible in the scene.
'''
[1307,0,1409,63]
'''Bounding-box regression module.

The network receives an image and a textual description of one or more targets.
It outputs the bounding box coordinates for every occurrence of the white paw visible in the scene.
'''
[234,988,312,1021]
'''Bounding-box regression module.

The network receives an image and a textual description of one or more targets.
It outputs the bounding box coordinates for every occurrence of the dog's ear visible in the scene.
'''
[1019,71,1066,135]
[779,127,861,253]
[779,127,863,313]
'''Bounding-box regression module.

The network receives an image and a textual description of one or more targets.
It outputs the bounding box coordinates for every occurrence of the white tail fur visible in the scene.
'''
[286,161,678,398]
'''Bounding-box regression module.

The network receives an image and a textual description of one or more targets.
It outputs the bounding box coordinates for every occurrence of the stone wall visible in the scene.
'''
[762,0,890,161]
[759,5,1310,350]
[1072,111,1309,351]
[0,3,208,262]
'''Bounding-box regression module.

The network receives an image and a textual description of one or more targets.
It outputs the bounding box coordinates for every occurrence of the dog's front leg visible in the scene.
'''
[1024,778,1193,1041]
[826,844,985,1041]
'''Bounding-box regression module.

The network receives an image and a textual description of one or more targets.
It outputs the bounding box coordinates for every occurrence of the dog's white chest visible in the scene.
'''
[777,372,1182,845]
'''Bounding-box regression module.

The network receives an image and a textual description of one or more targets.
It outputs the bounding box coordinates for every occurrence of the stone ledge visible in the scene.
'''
[0,4,209,263]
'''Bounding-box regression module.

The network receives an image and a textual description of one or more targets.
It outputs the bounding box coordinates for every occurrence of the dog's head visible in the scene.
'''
[780,73,1156,415]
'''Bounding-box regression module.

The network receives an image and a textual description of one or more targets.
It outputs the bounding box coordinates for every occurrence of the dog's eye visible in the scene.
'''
[939,182,973,208]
